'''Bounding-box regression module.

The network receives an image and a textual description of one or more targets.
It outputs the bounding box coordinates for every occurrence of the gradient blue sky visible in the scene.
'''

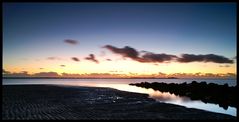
[3,3,237,76]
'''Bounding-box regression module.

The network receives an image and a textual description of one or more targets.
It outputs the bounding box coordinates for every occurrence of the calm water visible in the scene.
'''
[2,78,237,116]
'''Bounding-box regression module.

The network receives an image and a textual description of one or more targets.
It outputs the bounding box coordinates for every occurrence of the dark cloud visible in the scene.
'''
[177,54,234,64]
[39,68,44,69]
[103,45,177,63]
[106,59,112,61]
[85,54,99,64]
[140,52,178,63]
[33,72,59,77]
[47,57,61,60]
[103,45,139,59]
[72,57,80,62]
[60,65,66,67]
[64,39,78,45]
[47,57,56,60]
[104,45,234,64]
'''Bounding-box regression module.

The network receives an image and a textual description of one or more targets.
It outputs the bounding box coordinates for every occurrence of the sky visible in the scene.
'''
[2,3,237,78]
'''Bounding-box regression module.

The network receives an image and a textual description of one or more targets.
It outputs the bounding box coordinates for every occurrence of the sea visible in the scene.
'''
[2,78,237,116]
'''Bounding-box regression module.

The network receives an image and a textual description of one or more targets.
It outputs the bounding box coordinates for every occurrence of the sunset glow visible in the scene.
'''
[3,3,236,79]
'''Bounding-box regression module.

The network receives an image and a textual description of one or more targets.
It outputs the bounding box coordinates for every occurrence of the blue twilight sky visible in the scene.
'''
[2,3,237,74]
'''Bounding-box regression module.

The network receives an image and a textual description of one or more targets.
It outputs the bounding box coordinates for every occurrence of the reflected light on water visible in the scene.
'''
[65,82,193,103]
[149,90,191,103]
[64,82,236,117]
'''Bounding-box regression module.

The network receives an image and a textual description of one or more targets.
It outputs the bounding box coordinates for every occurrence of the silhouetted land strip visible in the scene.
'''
[2,85,235,120]
[2,77,178,79]
[129,81,237,109]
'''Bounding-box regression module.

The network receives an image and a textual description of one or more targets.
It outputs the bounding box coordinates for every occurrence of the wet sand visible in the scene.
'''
[2,85,236,120]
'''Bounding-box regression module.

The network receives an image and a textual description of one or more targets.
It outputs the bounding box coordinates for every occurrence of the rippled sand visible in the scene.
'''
[2,85,236,120]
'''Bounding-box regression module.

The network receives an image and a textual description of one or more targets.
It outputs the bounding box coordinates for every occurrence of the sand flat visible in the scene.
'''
[2,85,236,120]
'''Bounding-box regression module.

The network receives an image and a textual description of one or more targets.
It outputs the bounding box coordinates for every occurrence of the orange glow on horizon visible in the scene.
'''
[3,55,236,79]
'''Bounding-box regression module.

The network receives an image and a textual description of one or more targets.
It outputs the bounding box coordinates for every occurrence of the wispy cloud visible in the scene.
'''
[109,70,123,73]
[3,70,29,77]
[3,70,59,77]
[3,69,10,74]
[64,39,78,45]
[33,72,60,77]
[219,65,230,67]
[46,57,61,60]
[85,54,99,64]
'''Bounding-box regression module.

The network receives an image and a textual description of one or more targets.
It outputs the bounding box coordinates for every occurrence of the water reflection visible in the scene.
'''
[64,82,236,116]
[149,91,191,103]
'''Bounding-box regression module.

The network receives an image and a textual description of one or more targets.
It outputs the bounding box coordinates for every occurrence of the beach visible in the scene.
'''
[2,85,236,120]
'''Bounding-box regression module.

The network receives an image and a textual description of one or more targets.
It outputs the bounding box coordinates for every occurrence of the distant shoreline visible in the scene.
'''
[3,77,236,80]
[2,77,179,79]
